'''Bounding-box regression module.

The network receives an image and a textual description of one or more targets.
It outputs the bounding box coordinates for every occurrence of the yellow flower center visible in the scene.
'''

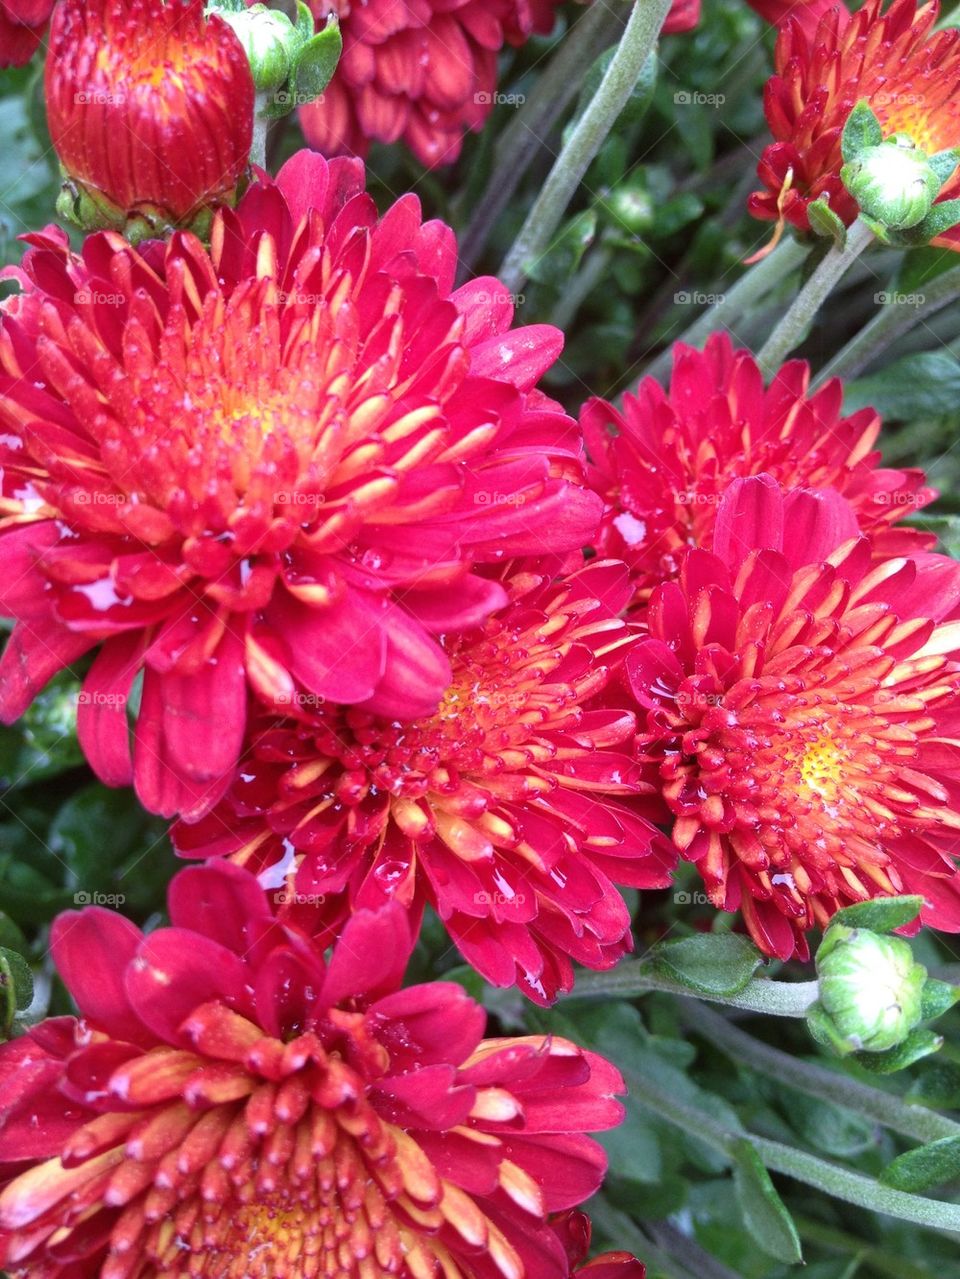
[798,734,845,800]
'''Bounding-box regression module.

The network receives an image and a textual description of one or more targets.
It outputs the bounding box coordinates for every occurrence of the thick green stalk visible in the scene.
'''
[644,234,809,383]
[457,0,632,273]
[499,0,673,293]
[814,262,960,386]
[756,218,874,378]
[251,97,271,170]
[624,1067,960,1235]
[682,1004,960,1145]
[565,964,819,1017]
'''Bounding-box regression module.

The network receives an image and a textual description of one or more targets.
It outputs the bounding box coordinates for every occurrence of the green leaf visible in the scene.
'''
[855,1027,943,1074]
[808,197,847,248]
[731,1139,803,1264]
[0,946,33,1017]
[829,895,924,934]
[928,147,960,187]
[649,932,764,997]
[913,197,960,241]
[841,100,883,163]
[920,977,959,1021]
[846,352,960,420]
[290,17,342,104]
[906,1059,960,1108]
[881,1134,960,1193]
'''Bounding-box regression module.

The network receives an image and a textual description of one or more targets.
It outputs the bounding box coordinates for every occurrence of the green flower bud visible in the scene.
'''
[215,2,303,94]
[603,180,655,236]
[813,925,927,1055]
[841,135,942,230]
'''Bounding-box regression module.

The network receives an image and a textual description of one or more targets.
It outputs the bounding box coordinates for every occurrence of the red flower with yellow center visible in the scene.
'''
[750,0,960,245]
[45,0,254,236]
[0,862,627,1278]
[0,150,599,820]
[582,334,934,604]
[627,475,960,960]
[0,0,54,66]
[174,558,674,1004]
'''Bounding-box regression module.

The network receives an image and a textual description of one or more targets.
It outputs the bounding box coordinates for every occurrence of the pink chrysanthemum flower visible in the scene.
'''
[0,150,599,819]
[0,862,627,1278]
[174,557,674,1004]
[627,475,960,960]
[582,334,934,604]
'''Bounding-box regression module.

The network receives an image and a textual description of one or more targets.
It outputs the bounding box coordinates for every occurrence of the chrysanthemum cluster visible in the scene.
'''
[3,0,960,1272]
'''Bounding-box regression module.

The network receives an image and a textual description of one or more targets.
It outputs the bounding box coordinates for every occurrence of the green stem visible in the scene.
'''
[457,0,632,274]
[251,97,271,170]
[756,218,875,378]
[793,1214,939,1279]
[565,963,819,1017]
[814,262,960,386]
[624,1067,960,1235]
[644,234,809,383]
[499,0,672,293]
[681,1004,960,1145]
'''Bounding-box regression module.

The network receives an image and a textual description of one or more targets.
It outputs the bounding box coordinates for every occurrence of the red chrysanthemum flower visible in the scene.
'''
[553,1211,646,1277]
[746,0,840,35]
[174,557,674,1004]
[298,0,563,167]
[298,0,701,168]
[0,862,627,1278]
[626,475,960,960]
[582,333,935,605]
[750,0,960,245]
[0,0,54,66]
[0,149,599,820]
[45,0,255,236]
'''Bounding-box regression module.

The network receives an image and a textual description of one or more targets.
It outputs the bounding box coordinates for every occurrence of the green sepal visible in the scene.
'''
[854,1027,944,1074]
[841,100,883,163]
[919,977,960,1022]
[807,197,847,248]
[829,895,923,934]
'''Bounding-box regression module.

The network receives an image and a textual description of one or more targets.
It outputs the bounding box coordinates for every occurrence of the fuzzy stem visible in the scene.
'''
[814,262,960,386]
[644,234,809,383]
[624,1067,960,1235]
[681,1004,960,1145]
[565,964,820,1017]
[756,218,874,378]
[498,0,672,294]
[457,0,632,275]
[250,97,271,170]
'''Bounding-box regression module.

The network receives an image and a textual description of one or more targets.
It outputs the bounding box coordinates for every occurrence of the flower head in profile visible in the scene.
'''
[0,0,55,66]
[0,150,599,820]
[627,475,960,960]
[750,0,960,245]
[46,0,255,239]
[175,558,674,1004]
[0,862,626,1278]
[582,334,934,604]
